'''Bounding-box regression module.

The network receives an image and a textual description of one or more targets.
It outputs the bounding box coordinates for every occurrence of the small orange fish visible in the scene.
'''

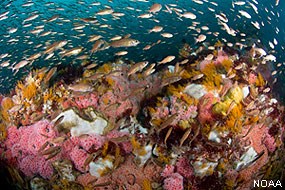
[158,55,175,65]
[127,61,148,76]
[149,3,162,13]
[179,128,192,147]
[110,38,140,48]
[44,67,57,84]
[41,146,61,156]
[68,83,93,92]
[164,127,173,144]
[159,113,178,132]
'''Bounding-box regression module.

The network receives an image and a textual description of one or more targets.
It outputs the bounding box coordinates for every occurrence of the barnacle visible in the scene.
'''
[102,96,110,105]
[244,115,259,125]
[216,159,228,173]
[180,69,192,79]
[52,179,83,190]
[179,43,191,58]
[148,107,156,114]
[16,81,25,92]
[98,155,114,176]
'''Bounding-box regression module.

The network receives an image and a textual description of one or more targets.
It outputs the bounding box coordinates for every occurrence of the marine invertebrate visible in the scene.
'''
[1,37,285,190]
[3,120,57,179]
[0,97,14,123]
[212,85,243,116]
[73,93,99,110]
[79,134,105,152]
[161,165,175,178]
[198,93,217,124]
[89,154,114,177]
[200,61,223,90]
[54,108,108,136]
[20,81,38,101]
[175,157,194,180]
[215,50,230,66]
[69,146,89,172]
[163,173,184,190]
[142,178,152,190]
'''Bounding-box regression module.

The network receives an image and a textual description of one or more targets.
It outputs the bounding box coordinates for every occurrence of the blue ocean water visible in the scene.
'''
[0,0,284,97]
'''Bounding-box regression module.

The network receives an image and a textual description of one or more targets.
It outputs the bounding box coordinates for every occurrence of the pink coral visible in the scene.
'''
[163,173,184,190]
[18,155,53,179]
[107,130,132,154]
[161,164,175,178]
[119,141,133,154]
[238,124,270,188]
[106,130,129,139]
[199,59,211,71]
[116,99,133,117]
[69,146,89,172]
[151,96,197,126]
[74,93,99,109]
[38,158,54,179]
[5,126,20,148]
[152,106,170,119]
[198,93,216,124]
[264,132,276,153]
[61,137,79,159]
[76,173,98,187]
[169,96,197,121]
[79,134,105,152]
[176,157,193,180]
[99,90,117,106]
[3,120,58,179]
[214,50,229,65]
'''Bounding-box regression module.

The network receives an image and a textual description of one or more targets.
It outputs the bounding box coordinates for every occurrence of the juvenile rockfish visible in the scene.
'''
[110,38,140,48]
[61,47,83,58]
